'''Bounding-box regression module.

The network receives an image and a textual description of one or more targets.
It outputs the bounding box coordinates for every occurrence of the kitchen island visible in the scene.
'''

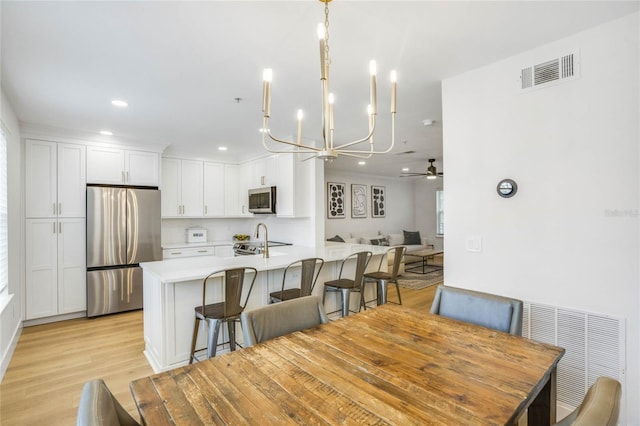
[140,243,388,372]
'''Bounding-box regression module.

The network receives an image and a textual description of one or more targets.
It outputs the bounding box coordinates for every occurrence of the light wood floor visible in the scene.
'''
[0,284,438,425]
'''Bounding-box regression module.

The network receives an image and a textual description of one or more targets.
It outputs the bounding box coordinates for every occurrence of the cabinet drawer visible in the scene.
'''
[163,247,215,259]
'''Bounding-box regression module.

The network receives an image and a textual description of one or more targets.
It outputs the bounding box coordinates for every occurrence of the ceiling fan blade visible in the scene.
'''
[400,173,428,177]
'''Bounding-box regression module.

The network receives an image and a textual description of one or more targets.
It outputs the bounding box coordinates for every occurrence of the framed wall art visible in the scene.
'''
[371,185,386,218]
[327,182,346,218]
[351,184,367,218]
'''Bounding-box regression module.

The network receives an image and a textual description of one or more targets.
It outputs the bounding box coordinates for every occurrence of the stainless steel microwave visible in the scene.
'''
[248,186,277,214]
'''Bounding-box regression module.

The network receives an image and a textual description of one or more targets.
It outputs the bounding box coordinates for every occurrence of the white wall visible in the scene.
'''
[324,170,416,241]
[442,12,639,424]
[0,88,24,381]
[414,178,444,250]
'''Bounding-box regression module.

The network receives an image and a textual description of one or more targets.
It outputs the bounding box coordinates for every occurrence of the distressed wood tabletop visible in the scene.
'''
[131,304,564,425]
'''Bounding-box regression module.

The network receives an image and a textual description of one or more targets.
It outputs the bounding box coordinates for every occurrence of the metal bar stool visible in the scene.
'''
[269,257,324,303]
[362,246,406,308]
[322,251,372,317]
[189,266,257,363]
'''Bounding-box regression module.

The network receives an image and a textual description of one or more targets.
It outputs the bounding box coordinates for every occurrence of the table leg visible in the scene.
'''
[527,368,557,426]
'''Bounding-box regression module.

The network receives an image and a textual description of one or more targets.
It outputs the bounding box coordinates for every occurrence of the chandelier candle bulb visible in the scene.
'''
[369,60,377,115]
[262,68,273,117]
[390,70,397,113]
[296,109,304,143]
[318,24,328,80]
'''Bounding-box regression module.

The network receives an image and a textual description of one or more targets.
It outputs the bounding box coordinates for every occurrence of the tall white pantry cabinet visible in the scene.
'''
[25,140,86,320]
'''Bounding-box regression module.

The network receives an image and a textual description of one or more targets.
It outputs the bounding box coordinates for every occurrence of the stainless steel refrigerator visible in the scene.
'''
[86,186,161,317]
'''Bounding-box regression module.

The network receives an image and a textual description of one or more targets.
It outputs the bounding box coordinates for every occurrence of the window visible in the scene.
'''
[436,190,444,236]
[0,129,6,294]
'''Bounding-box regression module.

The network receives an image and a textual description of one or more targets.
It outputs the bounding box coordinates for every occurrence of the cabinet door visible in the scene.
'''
[203,162,224,217]
[58,218,86,314]
[224,164,240,216]
[86,146,125,184]
[57,143,86,218]
[180,160,203,217]
[25,140,57,218]
[161,158,181,217]
[125,150,159,186]
[26,219,58,319]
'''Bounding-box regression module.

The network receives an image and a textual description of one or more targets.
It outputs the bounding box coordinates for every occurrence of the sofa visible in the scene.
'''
[326,230,434,274]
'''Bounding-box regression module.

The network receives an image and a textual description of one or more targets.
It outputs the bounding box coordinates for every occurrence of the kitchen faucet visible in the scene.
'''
[255,223,269,258]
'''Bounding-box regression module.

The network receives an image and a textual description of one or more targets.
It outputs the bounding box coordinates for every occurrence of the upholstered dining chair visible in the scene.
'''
[269,257,325,303]
[189,267,257,363]
[241,295,329,346]
[76,378,140,426]
[430,285,523,335]
[554,376,621,426]
[362,246,406,308]
[322,251,372,317]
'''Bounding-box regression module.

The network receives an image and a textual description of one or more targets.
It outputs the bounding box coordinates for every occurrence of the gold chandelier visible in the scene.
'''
[261,0,397,161]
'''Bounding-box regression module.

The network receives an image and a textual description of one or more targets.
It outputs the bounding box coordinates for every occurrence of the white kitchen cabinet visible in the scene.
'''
[25,218,86,320]
[163,246,215,259]
[237,162,252,216]
[26,140,86,218]
[223,164,239,216]
[250,155,277,188]
[275,154,312,217]
[203,162,225,217]
[161,158,203,217]
[87,146,159,186]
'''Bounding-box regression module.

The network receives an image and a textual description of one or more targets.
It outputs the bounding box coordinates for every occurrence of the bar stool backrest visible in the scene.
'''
[297,257,324,296]
[388,246,406,279]
[201,267,257,319]
[337,251,372,288]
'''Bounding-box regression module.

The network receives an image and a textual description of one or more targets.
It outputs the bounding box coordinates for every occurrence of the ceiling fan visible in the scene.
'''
[401,158,443,179]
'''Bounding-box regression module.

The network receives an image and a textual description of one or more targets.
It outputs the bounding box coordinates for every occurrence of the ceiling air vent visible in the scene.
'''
[520,52,579,92]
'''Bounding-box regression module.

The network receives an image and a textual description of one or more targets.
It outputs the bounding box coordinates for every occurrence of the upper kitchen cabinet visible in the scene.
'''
[203,161,224,217]
[274,154,312,217]
[161,158,203,217]
[26,140,86,218]
[249,155,277,188]
[86,146,159,186]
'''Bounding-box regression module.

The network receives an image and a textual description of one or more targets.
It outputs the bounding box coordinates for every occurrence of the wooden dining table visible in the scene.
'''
[130,304,564,425]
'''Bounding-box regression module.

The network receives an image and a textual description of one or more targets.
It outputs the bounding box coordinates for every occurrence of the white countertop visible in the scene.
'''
[141,243,389,283]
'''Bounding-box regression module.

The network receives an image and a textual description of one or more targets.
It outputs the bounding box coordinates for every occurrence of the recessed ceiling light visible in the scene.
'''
[259,128,270,133]
[218,146,228,151]
[358,161,366,166]
[111,99,129,107]
[402,167,409,172]
[422,119,434,126]
[100,130,113,136]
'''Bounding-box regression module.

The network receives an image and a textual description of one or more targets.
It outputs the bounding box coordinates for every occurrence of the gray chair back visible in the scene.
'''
[241,295,329,346]
[76,379,140,426]
[430,285,523,335]
[554,376,621,426]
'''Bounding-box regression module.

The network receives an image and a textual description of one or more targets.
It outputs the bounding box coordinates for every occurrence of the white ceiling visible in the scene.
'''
[2,1,638,177]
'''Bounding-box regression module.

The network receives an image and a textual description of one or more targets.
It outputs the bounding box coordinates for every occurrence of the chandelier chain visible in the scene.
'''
[324,1,330,61]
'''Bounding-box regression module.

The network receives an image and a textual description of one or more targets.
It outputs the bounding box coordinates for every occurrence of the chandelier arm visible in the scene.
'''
[336,112,396,155]
[262,118,321,152]
[332,118,376,151]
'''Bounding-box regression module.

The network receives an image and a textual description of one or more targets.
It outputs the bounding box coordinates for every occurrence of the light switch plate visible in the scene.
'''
[466,236,482,253]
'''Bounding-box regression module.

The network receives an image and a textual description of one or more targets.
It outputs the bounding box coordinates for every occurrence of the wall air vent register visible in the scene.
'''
[520,51,580,92]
